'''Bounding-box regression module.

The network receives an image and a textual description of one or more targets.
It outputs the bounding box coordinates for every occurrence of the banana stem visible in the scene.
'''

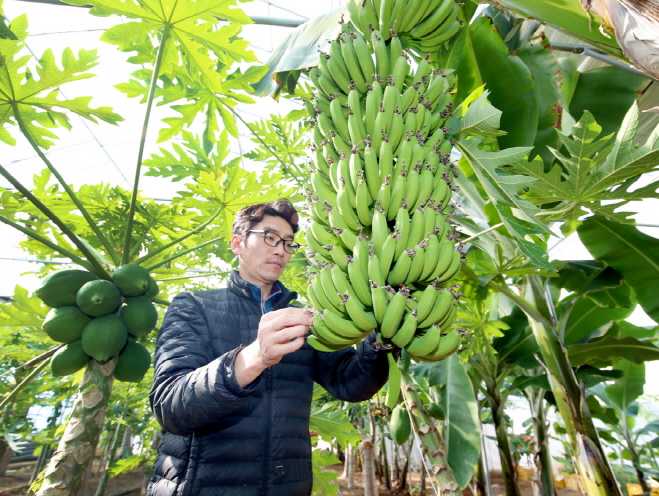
[8,106,120,266]
[0,360,48,411]
[0,215,93,271]
[144,235,223,272]
[400,368,461,496]
[486,280,549,326]
[134,208,223,265]
[121,23,172,266]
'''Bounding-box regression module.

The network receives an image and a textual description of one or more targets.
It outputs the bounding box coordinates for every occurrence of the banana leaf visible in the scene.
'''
[252,6,346,97]
[578,216,659,324]
[474,0,623,58]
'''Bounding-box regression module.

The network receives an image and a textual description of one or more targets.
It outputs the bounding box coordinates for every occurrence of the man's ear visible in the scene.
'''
[230,234,243,256]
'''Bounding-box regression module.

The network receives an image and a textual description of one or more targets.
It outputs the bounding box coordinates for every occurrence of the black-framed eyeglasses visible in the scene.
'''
[247,230,300,254]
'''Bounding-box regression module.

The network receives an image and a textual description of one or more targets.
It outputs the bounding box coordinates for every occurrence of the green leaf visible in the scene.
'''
[568,336,659,367]
[311,448,341,496]
[0,15,123,148]
[483,0,622,58]
[309,403,361,449]
[252,6,347,97]
[561,296,633,345]
[605,361,645,412]
[0,14,17,40]
[454,16,538,148]
[455,137,549,241]
[457,89,506,137]
[424,355,480,490]
[510,104,659,233]
[578,216,659,324]
[568,67,646,138]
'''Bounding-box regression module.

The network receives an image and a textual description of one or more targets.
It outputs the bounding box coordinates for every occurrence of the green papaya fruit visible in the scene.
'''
[120,296,158,337]
[35,270,98,308]
[81,314,128,361]
[112,264,151,297]
[389,404,411,445]
[77,280,121,317]
[50,340,90,377]
[42,306,92,343]
[427,402,445,421]
[144,278,159,300]
[114,339,151,383]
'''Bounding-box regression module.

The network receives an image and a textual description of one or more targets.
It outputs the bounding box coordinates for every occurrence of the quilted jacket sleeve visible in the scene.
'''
[312,331,389,402]
[149,292,259,436]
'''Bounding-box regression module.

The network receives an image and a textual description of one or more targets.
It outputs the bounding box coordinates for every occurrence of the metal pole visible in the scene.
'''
[16,0,305,28]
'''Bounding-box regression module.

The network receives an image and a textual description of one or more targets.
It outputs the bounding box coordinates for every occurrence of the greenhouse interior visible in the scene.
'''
[1,0,659,495]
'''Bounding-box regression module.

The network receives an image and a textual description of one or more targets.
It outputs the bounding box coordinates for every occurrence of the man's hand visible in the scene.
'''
[234,307,313,388]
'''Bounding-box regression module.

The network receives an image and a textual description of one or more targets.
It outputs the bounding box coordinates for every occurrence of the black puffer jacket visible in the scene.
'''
[148,271,389,496]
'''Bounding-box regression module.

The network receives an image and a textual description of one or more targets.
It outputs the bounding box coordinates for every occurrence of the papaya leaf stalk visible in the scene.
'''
[121,23,171,266]
[8,105,120,267]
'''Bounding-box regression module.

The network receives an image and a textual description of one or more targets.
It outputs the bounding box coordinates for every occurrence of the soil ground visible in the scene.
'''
[0,465,586,496]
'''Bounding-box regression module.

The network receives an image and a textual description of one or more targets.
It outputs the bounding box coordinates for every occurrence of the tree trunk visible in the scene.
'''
[487,390,521,496]
[522,277,624,496]
[529,391,555,496]
[120,426,132,459]
[400,369,461,496]
[419,463,426,493]
[342,443,355,489]
[0,439,14,477]
[361,440,378,496]
[94,423,124,496]
[36,359,115,496]
[361,407,378,496]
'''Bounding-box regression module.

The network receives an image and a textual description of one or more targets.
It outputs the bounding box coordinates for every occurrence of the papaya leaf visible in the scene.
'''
[309,403,361,448]
[578,216,659,324]
[568,336,659,367]
[0,14,16,40]
[509,105,659,234]
[0,15,122,148]
[457,89,506,137]
[454,136,550,242]
[311,448,341,496]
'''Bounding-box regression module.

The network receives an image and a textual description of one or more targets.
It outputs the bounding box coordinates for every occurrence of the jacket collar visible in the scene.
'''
[228,270,297,309]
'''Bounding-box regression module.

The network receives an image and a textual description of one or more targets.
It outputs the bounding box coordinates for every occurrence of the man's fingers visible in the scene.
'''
[264,311,313,331]
[271,324,309,344]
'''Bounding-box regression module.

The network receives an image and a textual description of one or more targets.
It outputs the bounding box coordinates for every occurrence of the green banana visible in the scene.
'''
[380,287,409,338]
[371,282,389,324]
[384,353,400,409]
[418,288,453,328]
[405,324,440,356]
[347,255,372,307]
[308,334,356,352]
[391,308,418,348]
[341,290,378,331]
[414,282,439,322]
[405,239,426,284]
[388,248,414,287]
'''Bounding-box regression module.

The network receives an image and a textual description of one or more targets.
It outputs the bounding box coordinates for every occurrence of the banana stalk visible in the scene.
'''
[34,360,115,496]
[400,368,461,496]
[520,276,623,496]
[528,388,555,496]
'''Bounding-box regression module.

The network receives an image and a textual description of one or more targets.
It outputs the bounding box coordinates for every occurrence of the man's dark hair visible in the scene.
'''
[232,199,300,238]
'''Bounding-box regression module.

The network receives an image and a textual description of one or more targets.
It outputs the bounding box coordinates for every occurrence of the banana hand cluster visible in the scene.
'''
[345,0,463,56]
[303,8,466,369]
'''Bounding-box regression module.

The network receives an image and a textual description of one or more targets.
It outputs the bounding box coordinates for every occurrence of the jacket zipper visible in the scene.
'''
[260,297,271,496]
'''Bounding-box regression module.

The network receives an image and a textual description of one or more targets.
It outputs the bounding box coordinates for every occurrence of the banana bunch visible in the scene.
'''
[344,0,463,56]
[302,13,466,371]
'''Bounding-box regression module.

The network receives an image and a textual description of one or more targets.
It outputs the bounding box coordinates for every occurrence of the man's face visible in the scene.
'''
[231,214,294,287]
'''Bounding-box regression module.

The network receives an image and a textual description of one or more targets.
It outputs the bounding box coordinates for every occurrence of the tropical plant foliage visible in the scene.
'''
[1,0,659,495]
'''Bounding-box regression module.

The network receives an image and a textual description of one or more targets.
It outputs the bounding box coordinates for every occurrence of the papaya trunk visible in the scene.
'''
[400,368,461,496]
[36,360,115,496]
[94,422,124,496]
[361,408,378,496]
[521,276,623,496]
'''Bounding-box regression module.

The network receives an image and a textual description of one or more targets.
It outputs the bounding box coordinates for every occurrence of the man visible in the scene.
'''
[148,199,389,496]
